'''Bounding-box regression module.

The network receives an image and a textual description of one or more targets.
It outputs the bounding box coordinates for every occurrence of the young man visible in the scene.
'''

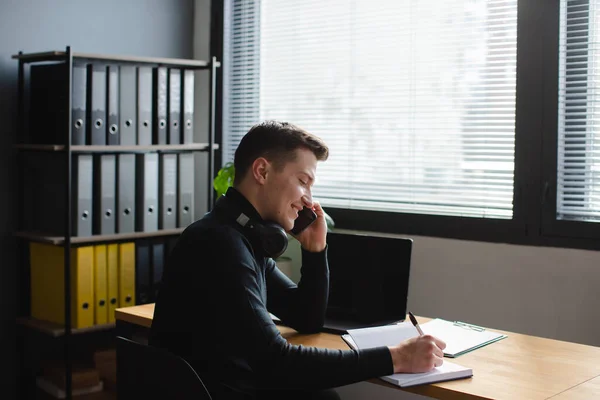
[150,121,446,399]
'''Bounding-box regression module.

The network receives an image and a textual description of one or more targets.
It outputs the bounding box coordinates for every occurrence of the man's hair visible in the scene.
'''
[233,120,329,185]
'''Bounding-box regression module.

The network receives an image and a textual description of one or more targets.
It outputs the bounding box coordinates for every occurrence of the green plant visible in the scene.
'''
[213,162,236,198]
[213,163,335,231]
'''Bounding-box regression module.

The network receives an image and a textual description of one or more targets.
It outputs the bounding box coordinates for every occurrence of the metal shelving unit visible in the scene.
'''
[14,46,220,399]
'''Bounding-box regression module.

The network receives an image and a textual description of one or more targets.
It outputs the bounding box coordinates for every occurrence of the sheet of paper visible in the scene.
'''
[348,322,418,349]
[421,319,506,356]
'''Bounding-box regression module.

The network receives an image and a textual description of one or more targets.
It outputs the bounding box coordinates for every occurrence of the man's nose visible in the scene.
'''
[302,195,313,208]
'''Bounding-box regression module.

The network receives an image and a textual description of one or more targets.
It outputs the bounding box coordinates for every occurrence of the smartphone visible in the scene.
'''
[291,207,317,235]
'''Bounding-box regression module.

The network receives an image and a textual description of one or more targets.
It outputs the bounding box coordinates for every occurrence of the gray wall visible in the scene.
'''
[0,0,194,397]
[406,234,600,347]
[193,0,212,219]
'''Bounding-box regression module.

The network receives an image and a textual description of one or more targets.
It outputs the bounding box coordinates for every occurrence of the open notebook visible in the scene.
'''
[344,322,473,388]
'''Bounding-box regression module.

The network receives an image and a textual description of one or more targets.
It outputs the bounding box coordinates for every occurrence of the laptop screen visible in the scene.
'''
[325,232,413,324]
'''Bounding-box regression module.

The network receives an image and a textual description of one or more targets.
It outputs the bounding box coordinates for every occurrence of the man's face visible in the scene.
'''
[260,148,317,231]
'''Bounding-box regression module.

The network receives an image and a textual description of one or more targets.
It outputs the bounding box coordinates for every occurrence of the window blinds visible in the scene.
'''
[557,0,600,222]
[223,0,518,219]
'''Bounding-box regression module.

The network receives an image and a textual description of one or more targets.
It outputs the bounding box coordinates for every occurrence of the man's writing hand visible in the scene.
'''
[388,335,447,373]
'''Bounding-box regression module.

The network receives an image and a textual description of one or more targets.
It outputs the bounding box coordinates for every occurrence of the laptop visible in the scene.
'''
[321,231,413,334]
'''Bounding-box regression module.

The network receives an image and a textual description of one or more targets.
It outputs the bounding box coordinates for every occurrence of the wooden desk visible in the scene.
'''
[551,375,600,399]
[115,304,600,399]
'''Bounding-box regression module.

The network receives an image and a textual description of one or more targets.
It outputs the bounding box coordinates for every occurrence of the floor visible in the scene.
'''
[335,382,432,399]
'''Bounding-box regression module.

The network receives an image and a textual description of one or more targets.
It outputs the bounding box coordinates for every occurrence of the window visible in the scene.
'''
[223,0,519,219]
[557,0,600,223]
[216,0,600,247]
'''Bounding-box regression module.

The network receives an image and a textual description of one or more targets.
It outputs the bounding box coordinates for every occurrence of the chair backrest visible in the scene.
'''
[116,336,212,400]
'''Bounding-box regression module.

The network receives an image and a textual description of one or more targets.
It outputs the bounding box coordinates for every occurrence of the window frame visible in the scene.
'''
[212,0,600,252]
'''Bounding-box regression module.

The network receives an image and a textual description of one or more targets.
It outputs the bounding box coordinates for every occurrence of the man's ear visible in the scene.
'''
[251,157,270,185]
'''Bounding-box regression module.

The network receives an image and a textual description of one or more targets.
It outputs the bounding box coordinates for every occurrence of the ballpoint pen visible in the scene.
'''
[408,311,424,336]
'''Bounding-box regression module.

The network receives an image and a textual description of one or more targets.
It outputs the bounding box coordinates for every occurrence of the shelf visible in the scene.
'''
[17,317,115,337]
[15,228,185,246]
[12,50,212,69]
[12,51,65,62]
[15,144,65,151]
[37,388,116,400]
[15,143,219,153]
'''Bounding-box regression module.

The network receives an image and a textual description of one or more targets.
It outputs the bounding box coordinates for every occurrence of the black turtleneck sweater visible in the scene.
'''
[149,187,393,398]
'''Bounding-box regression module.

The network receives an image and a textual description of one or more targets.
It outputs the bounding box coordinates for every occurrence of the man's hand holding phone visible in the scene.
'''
[290,201,327,253]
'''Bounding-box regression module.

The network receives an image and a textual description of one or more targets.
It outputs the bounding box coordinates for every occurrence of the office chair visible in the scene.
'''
[116,336,212,400]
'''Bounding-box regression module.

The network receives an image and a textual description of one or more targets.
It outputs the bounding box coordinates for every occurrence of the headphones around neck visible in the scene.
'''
[214,195,288,259]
